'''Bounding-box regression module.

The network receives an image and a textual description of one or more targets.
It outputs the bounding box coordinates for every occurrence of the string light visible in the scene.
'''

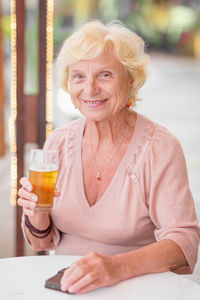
[9,0,17,205]
[9,1,54,205]
[45,0,54,138]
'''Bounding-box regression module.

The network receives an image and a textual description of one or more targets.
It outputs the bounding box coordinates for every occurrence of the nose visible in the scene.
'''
[84,77,100,97]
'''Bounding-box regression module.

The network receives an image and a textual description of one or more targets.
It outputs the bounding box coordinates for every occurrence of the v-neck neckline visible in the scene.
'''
[74,113,142,211]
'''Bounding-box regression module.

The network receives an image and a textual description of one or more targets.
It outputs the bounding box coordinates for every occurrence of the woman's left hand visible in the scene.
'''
[60,251,123,294]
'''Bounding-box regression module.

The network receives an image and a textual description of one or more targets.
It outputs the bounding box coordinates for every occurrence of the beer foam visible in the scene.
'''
[29,164,57,172]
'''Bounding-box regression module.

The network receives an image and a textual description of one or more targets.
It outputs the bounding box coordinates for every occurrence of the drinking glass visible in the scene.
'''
[29,149,58,209]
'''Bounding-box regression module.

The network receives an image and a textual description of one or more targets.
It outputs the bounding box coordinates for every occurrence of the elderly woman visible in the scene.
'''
[18,20,200,294]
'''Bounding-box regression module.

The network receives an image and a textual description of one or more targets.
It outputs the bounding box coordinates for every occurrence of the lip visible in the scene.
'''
[81,98,108,108]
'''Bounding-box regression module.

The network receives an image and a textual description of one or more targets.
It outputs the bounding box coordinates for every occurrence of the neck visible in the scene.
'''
[86,108,129,147]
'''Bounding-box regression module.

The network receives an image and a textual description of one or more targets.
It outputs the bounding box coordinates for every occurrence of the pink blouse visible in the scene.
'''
[42,113,200,272]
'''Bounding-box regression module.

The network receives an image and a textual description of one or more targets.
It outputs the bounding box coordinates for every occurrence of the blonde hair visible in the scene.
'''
[57,20,149,107]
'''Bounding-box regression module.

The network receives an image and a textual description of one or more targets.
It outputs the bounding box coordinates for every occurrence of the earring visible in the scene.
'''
[126,98,132,108]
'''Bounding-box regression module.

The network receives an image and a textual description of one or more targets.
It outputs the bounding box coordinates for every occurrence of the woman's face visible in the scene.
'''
[68,50,131,122]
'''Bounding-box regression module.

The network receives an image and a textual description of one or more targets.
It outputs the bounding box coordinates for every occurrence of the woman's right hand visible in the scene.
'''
[17,177,60,217]
[17,177,38,216]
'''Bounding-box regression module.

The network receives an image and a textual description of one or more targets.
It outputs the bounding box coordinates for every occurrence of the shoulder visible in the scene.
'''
[136,113,184,166]
[136,114,188,188]
[138,113,181,151]
[43,117,84,150]
[140,115,186,172]
[152,122,182,157]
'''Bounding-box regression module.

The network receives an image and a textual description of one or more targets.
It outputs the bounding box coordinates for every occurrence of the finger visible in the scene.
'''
[61,263,88,292]
[61,252,100,292]
[19,177,33,192]
[17,197,36,210]
[54,189,60,197]
[68,272,97,294]
[18,187,37,202]
[76,279,102,294]
[23,207,36,217]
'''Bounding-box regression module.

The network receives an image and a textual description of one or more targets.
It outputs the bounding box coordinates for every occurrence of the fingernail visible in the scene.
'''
[27,185,32,191]
[32,195,37,201]
[61,284,66,292]
[68,286,74,293]
[31,202,36,208]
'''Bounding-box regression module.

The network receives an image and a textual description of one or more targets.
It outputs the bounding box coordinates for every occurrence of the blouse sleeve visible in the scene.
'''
[43,126,69,249]
[144,126,200,273]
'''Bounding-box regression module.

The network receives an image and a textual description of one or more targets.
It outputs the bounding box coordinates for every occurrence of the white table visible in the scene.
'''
[0,255,200,300]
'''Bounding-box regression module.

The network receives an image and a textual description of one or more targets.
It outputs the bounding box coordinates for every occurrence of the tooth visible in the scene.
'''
[86,99,106,104]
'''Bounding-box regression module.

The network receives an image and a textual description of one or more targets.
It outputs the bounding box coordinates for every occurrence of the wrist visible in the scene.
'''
[115,252,137,281]
[24,214,52,239]
[24,210,51,230]
[114,253,130,282]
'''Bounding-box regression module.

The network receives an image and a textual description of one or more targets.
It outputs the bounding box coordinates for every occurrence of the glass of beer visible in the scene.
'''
[29,149,58,209]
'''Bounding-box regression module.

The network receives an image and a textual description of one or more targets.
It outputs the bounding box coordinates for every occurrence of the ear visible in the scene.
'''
[128,74,134,85]
[127,75,134,93]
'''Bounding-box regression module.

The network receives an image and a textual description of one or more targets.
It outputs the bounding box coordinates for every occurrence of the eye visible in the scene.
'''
[73,74,83,79]
[70,73,84,83]
[99,72,112,79]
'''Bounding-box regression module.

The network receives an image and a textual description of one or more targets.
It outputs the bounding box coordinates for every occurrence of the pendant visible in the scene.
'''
[96,172,102,181]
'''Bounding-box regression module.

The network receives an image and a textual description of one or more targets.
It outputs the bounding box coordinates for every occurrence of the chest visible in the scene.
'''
[81,138,130,207]
[54,163,153,246]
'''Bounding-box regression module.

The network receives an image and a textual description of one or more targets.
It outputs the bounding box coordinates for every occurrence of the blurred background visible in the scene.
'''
[0,0,200,260]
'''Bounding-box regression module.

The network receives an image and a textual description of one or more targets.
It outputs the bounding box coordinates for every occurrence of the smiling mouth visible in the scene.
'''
[82,99,108,104]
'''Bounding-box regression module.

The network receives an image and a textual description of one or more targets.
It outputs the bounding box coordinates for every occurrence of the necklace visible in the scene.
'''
[89,124,128,181]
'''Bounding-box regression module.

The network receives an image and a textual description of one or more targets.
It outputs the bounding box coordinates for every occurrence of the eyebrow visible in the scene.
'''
[69,69,83,73]
[69,66,115,74]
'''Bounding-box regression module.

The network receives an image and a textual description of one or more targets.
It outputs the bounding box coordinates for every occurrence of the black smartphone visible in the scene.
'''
[45,267,69,293]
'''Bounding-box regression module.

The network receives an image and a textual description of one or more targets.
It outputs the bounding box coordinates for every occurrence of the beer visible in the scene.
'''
[29,149,58,209]
[29,166,58,208]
